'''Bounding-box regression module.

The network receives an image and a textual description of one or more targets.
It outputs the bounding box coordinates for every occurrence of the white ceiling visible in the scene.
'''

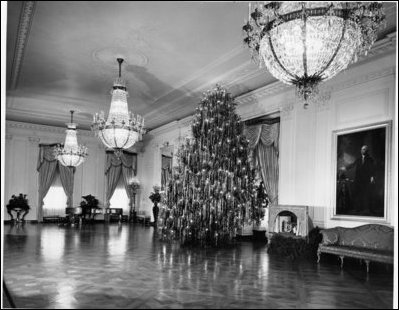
[5,1,397,131]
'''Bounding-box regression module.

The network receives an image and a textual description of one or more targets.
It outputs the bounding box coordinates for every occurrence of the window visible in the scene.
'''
[109,176,130,215]
[43,170,67,217]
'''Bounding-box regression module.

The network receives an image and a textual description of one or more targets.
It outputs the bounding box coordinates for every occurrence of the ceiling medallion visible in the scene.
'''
[54,110,88,167]
[92,47,149,68]
[243,2,385,107]
[92,58,146,157]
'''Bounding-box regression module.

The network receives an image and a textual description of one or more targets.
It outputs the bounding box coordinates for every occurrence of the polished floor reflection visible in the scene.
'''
[3,223,393,309]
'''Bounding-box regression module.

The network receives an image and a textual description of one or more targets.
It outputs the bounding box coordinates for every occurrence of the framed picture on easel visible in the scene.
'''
[332,121,391,222]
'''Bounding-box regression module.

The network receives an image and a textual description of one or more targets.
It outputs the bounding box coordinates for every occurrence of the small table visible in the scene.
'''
[104,208,123,223]
[8,208,29,222]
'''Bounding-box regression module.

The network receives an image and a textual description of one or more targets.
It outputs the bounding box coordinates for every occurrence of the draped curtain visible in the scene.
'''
[161,155,172,190]
[244,123,279,204]
[105,151,137,208]
[37,145,75,221]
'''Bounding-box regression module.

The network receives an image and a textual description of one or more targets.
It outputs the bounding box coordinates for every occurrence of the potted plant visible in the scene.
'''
[6,193,30,222]
[149,185,161,225]
[80,195,100,220]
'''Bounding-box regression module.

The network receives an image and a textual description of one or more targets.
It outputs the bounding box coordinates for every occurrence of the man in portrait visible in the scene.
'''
[345,145,375,214]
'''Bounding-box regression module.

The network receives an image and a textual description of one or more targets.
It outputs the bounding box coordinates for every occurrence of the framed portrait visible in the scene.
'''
[332,121,391,221]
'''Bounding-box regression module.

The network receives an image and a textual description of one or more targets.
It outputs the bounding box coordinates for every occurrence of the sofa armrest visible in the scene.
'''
[320,228,340,245]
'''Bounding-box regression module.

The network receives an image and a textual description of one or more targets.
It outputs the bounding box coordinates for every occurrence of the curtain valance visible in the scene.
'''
[37,145,57,171]
[244,123,279,153]
[105,152,137,175]
[243,122,280,205]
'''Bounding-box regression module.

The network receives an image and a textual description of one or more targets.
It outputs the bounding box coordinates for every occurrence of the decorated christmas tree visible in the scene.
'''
[159,85,260,246]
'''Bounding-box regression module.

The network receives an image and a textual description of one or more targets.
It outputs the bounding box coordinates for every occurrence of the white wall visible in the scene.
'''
[139,50,396,228]
[4,122,106,221]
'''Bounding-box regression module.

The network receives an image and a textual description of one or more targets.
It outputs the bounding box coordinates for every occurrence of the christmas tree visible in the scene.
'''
[159,85,260,246]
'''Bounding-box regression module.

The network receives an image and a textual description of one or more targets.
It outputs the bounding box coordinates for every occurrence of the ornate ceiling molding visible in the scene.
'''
[234,32,396,108]
[144,31,395,130]
[8,1,36,91]
[6,120,95,137]
[28,136,40,144]
[280,103,295,121]
[328,67,395,94]
[7,107,91,128]
[358,32,396,61]
[236,81,290,106]
[148,115,192,136]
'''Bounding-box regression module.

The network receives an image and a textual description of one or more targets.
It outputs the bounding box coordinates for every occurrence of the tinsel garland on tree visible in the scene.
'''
[159,85,261,247]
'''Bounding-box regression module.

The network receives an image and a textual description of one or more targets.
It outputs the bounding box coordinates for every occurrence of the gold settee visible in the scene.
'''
[317,224,393,273]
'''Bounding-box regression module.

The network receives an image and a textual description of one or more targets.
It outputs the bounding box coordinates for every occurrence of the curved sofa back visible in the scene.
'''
[321,224,393,252]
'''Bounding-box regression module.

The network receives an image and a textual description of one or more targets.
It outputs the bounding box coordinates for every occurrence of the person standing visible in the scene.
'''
[345,145,375,214]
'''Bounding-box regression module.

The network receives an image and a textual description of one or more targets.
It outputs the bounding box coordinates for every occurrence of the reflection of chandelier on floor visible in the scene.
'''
[92,58,145,156]
[54,110,88,167]
[243,2,385,107]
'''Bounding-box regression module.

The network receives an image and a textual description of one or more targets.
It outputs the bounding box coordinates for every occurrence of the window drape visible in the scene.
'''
[243,123,279,204]
[161,155,172,190]
[37,145,75,221]
[105,152,137,208]
[105,165,122,208]
[105,151,137,175]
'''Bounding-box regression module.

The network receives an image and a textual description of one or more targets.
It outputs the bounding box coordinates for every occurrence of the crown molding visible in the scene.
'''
[358,32,396,61]
[148,115,192,136]
[8,1,36,92]
[234,32,396,107]
[28,136,41,144]
[235,65,395,114]
[6,120,95,137]
[236,81,291,106]
[328,67,395,94]
[6,107,92,130]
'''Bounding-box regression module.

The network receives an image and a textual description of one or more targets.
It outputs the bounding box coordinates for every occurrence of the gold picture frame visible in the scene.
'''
[331,121,392,222]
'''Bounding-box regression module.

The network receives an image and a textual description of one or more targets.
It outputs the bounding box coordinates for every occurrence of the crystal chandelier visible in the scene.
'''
[92,58,145,156]
[243,2,385,106]
[54,110,88,167]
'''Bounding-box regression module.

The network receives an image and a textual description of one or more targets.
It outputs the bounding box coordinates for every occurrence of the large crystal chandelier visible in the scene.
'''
[54,111,88,167]
[92,58,145,156]
[243,2,385,106]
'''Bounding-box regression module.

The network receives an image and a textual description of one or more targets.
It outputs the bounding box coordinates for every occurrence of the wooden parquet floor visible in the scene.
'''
[2,223,394,309]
